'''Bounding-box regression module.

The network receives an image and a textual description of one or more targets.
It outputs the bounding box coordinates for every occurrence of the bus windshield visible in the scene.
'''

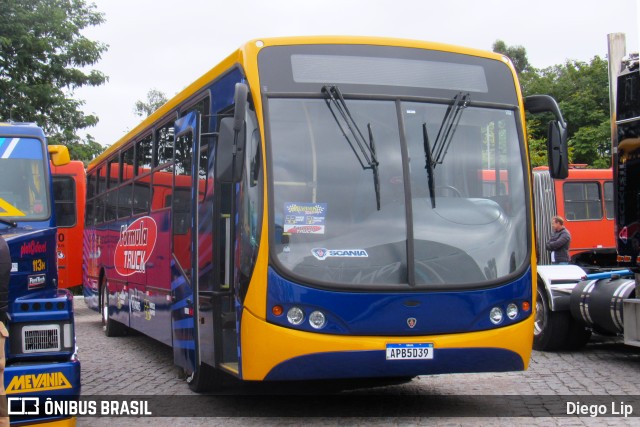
[269,97,527,289]
[0,137,50,220]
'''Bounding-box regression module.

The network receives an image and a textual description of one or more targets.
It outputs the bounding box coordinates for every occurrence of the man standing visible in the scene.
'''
[546,215,571,265]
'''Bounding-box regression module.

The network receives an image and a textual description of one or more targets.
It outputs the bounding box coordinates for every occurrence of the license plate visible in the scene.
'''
[386,343,434,360]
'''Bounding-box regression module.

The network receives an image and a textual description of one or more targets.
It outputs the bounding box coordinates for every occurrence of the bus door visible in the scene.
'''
[170,107,242,378]
[209,117,240,375]
[170,112,200,372]
[207,85,249,377]
[193,111,245,378]
[194,86,248,381]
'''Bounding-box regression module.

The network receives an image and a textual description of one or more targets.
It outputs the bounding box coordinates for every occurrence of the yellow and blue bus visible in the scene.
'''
[82,36,568,391]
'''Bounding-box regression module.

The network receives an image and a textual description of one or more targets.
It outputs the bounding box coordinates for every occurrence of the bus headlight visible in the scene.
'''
[489,307,503,325]
[506,303,519,319]
[309,311,326,329]
[287,307,305,325]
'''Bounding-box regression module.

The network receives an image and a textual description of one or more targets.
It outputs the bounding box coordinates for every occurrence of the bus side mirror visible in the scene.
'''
[547,120,569,179]
[524,95,569,179]
[48,145,70,166]
[216,83,249,183]
[233,83,248,132]
[216,118,246,183]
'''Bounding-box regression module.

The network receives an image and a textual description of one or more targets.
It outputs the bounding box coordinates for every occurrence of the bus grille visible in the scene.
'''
[23,325,61,353]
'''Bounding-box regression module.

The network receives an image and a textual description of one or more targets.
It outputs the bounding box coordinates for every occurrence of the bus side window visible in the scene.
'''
[135,135,153,176]
[107,156,119,189]
[152,121,175,212]
[104,190,117,222]
[97,166,106,194]
[117,183,132,219]
[94,194,105,225]
[132,181,150,214]
[604,181,614,219]
[563,181,603,221]
[53,176,76,227]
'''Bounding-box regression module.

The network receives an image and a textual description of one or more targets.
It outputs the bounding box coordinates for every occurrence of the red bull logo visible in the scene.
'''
[114,217,158,276]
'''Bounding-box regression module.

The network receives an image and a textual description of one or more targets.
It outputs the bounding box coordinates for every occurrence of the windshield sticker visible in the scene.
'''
[0,138,42,160]
[312,248,369,261]
[284,202,327,234]
[0,198,25,217]
[28,274,46,289]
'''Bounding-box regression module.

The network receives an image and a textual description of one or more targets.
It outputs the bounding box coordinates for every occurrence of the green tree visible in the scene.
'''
[66,133,105,164]
[523,56,611,168]
[134,89,168,118]
[0,0,108,150]
[492,40,531,75]
[494,41,611,168]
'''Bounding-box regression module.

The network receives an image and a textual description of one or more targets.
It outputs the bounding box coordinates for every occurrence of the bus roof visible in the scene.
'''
[533,166,612,180]
[89,36,515,170]
[0,122,46,139]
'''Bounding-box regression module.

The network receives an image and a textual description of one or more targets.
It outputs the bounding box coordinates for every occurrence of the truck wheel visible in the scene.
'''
[533,287,570,351]
[564,318,592,350]
[101,277,127,337]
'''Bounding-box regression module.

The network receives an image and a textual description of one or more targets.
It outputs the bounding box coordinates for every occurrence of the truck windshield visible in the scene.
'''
[0,137,50,221]
[269,98,527,289]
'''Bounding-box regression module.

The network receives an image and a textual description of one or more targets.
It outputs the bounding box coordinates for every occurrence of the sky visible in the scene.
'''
[76,0,640,147]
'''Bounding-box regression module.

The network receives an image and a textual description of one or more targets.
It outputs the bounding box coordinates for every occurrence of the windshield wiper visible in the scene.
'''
[422,92,470,209]
[322,85,381,210]
[0,219,17,228]
[422,123,436,209]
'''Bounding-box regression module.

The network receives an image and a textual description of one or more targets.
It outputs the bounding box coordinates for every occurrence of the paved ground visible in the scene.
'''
[72,296,640,426]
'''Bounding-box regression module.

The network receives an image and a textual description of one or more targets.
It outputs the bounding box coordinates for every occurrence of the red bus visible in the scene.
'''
[51,160,86,289]
[532,166,614,267]
[484,167,614,267]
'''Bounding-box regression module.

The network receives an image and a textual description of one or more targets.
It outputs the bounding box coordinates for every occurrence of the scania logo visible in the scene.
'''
[311,248,328,260]
[311,248,368,261]
[407,318,417,328]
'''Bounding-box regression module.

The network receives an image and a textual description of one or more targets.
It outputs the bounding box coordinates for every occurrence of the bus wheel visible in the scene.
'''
[101,278,127,337]
[533,286,569,351]
[186,363,222,392]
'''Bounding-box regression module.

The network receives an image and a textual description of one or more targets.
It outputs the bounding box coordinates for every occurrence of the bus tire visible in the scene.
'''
[186,363,221,392]
[101,278,127,337]
[533,287,570,351]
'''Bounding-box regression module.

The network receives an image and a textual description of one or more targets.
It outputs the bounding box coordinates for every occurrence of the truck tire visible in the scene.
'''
[564,318,592,350]
[534,287,570,351]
